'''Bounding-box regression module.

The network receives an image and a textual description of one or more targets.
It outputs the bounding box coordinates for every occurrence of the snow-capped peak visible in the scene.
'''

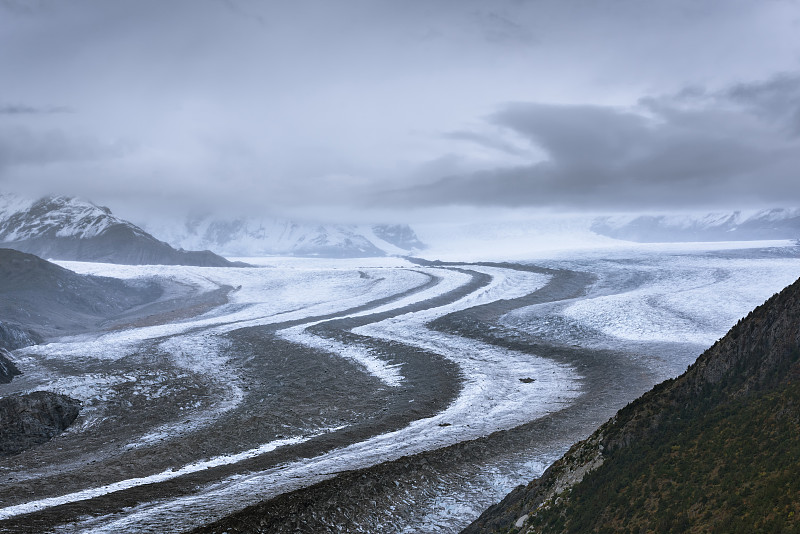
[0,194,147,242]
[0,194,239,266]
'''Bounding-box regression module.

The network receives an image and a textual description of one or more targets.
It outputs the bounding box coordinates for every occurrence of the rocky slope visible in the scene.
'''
[0,391,81,456]
[0,320,42,351]
[0,194,242,266]
[0,347,21,384]
[463,275,800,533]
[144,214,426,258]
[592,208,800,242]
[0,248,163,340]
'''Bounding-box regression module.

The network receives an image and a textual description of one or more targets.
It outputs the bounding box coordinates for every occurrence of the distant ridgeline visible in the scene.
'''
[0,194,426,260]
[592,208,800,242]
[0,194,244,266]
[464,275,800,534]
[143,214,426,258]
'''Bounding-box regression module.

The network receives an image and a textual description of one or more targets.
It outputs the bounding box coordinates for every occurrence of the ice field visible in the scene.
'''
[1,242,799,532]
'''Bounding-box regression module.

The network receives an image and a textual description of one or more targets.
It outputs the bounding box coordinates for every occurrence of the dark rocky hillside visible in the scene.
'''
[464,276,800,534]
[0,348,21,383]
[0,248,162,340]
[0,320,42,351]
[0,391,81,456]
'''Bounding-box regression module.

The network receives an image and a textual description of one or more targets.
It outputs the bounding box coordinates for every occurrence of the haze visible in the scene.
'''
[1,0,799,223]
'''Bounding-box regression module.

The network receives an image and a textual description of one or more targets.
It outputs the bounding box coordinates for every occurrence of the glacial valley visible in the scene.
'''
[1,243,799,533]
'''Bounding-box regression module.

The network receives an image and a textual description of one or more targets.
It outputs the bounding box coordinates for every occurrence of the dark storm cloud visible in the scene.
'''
[387,73,800,210]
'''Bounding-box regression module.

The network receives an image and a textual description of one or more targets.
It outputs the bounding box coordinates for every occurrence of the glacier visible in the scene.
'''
[0,239,799,532]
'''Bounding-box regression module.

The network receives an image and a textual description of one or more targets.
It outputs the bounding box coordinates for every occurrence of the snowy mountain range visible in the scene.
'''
[143,215,426,258]
[592,209,800,242]
[0,195,240,266]
[0,193,426,261]
[6,193,796,263]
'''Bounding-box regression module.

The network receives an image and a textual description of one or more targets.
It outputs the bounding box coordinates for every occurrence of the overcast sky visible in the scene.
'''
[1,0,799,222]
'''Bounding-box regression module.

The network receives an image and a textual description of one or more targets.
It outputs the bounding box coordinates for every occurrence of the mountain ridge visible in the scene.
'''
[0,248,163,343]
[592,208,800,242]
[143,214,426,258]
[0,195,243,266]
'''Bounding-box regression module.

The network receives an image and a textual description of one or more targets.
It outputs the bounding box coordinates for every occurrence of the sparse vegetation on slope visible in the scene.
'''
[464,276,800,534]
[525,378,800,534]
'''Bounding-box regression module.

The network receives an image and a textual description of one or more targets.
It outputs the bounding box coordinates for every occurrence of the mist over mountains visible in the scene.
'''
[0,194,427,261]
[593,209,800,243]
[143,214,426,258]
[0,195,239,266]
[1,194,800,266]
[3,2,800,531]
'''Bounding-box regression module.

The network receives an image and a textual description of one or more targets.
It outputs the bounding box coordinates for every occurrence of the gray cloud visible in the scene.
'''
[387,74,800,210]
[0,104,72,115]
[725,73,800,135]
[0,126,131,168]
[0,0,51,16]
[441,130,530,157]
[217,0,267,28]
[472,11,538,47]
[1,0,799,220]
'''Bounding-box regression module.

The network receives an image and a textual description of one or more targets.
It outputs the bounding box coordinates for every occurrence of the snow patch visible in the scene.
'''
[0,428,344,522]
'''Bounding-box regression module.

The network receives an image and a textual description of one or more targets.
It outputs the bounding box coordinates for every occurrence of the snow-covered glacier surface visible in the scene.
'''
[561,256,800,345]
[503,247,800,380]
[1,243,799,533]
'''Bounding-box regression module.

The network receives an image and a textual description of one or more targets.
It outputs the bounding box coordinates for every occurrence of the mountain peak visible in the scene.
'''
[0,194,241,266]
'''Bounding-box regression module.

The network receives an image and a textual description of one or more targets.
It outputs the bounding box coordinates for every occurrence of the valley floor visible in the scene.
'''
[0,244,799,533]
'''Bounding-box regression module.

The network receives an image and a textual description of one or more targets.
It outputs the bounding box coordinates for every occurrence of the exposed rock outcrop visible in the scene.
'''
[0,320,42,351]
[0,391,81,456]
[0,347,21,384]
